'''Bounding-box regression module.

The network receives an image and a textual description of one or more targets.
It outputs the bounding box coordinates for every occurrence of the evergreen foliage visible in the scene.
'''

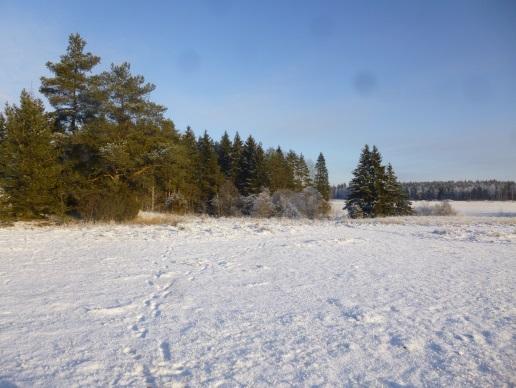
[40,33,100,132]
[346,145,412,218]
[216,131,233,178]
[0,33,330,221]
[314,152,330,201]
[403,180,516,201]
[0,91,64,219]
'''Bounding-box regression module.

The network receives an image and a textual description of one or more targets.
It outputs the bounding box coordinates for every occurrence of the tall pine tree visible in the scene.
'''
[95,62,166,125]
[40,33,100,132]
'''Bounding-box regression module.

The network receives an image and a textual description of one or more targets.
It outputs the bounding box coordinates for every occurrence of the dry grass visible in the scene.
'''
[129,211,183,226]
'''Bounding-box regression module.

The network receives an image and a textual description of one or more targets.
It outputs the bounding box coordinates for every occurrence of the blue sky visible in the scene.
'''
[1,0,515,183]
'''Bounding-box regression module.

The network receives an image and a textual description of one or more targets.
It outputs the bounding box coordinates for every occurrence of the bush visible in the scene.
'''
[416,201,456,216]
[77,182,140,222]
[271,187,329,219]
[251,189,275,218]
[211,180,241,216]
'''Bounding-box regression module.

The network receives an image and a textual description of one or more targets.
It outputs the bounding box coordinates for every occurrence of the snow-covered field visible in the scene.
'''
[331,199,516,218]
[1,211,515,386]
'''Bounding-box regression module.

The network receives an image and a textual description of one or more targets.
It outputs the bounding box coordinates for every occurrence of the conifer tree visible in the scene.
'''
[0,113,6,142]
[346,145,373,217]
[40,33,100,132]
[217,131,233,178]
[95,62,166,124]
[347,145,412,218]
[237,135,261,196]
[197,131,223,212]
[231,132,244,190]
[369,145,387,217]
[255,142,269,190]
[296,154,312,189]
[285,150,300,190]
[266,147,294,192]
[179,126,202,210]
[384,163,412,215]
[0,91,64,219]
[314,152,330,200]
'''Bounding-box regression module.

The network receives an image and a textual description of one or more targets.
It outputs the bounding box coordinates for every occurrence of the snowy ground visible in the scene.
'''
[0,211,515,387]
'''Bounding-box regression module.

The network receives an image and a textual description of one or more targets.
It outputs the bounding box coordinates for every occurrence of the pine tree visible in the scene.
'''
[95,62,166,125]
[0,91,64,219]
[314,152,330,200]
[40,33,100,132]
[217,131,233,178]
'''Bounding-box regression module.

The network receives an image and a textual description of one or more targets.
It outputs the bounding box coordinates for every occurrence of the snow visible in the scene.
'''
[331,199,516,218]
[0,210,515,386]
[413,200,516,217]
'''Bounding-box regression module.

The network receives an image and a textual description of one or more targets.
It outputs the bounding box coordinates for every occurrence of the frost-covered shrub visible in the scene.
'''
[416,201,456,216]
[211,180,241,216]
[271,188,329,219]
[251,189,275,218]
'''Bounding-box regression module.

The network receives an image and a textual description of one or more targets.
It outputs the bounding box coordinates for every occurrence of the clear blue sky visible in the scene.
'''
[1,0,515,183]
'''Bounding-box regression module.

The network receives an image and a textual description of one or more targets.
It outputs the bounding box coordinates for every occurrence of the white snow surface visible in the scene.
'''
[1,213,515,387]
[331,199,516,218]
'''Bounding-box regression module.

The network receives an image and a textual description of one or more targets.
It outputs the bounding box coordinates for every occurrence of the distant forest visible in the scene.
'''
[332,180,516,201]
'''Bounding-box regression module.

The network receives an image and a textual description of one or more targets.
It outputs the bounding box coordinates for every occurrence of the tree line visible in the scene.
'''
[402,180,516,201]
[333,180,516,202]
[0,34,330,221]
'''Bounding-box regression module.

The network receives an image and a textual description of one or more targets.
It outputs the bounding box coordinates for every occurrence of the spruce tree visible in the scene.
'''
[296,154,312,189]
[266,147,294,192]
[197,131,223,212]
[255,142,269,190]
[217,131,233,178]
[0,91,64,219]
[40,33,100,132]
[384,163,412,215]
[231,132,244,191]
[346,145,373,218]
[237,136,261,196]
[0,113,6,142]
[285,150,300,190]
[369,145,387,217]
[347,145,411,218]
[179,126,202,210]
[314,152,330,200]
